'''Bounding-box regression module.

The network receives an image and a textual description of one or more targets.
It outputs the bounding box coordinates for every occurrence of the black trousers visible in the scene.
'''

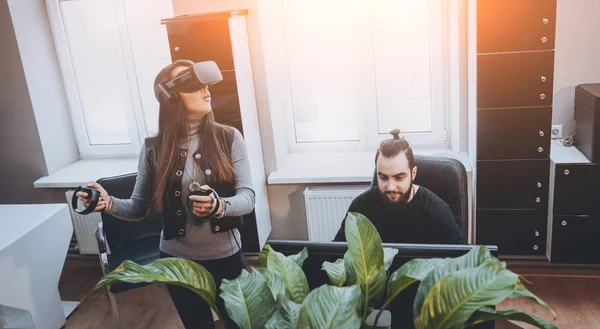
[160,251,246,329]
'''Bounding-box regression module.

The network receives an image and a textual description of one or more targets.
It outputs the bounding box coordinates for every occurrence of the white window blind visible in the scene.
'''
[47,0,173,158]
[279,0,448,151]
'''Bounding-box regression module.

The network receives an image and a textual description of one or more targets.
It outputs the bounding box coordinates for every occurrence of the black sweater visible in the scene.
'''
[333,185,465,244]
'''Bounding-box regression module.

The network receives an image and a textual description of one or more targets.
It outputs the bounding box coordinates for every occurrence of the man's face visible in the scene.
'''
[376,152,417,204]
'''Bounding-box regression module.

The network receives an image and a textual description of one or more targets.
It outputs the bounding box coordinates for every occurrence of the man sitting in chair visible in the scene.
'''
[333,129,465,244]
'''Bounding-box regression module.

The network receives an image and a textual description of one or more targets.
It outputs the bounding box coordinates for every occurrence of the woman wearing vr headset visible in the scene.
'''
[77,59,254,329]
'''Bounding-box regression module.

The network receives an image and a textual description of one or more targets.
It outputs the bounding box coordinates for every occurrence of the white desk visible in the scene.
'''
[0,204,78,329]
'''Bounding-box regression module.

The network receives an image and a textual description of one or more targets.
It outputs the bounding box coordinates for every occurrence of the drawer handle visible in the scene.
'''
[535,197,541,203]
[535,230,540,237]
[543,18,549,24]
[561,220,567,226]
[537,181,542,188]
[539,130,545,137]
[174,46,180,52]
[540,93,546,100]
[533,245,539,251]
[538,147,544,153]
[564,169,570,175]
[541,76,547,82]
[541,37,548,44]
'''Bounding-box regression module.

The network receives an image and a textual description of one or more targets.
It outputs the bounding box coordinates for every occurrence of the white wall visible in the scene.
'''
[553,0,600,136]
[7,0,78,174]
[0,0,69,203]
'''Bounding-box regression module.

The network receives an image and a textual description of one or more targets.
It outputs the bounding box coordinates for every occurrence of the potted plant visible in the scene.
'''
[95,213,557,329]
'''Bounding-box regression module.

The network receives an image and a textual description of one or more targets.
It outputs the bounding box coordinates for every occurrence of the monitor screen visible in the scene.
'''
[265,240,499,329]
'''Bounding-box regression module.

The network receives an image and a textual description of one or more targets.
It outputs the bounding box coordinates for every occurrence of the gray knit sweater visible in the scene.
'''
[106,122,255,260]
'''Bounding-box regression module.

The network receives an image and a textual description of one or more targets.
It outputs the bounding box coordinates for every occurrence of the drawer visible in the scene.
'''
[477,209,546,256]
[478,107,551,160]
[549,215,600,264]
[477,0,557,53]
[477,51,554,109]
[477,160,550,209]
[553,163,600,215]
[166,19,235,70]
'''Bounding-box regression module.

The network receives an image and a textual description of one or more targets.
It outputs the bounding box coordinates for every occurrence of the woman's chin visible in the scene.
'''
[188,108,212,118]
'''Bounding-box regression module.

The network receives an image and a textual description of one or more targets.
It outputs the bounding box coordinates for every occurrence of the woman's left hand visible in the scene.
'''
[189,185,220,217]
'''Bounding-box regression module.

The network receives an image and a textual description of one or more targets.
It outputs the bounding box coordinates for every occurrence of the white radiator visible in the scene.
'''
[65,190,102,254]
[303,185,370,242]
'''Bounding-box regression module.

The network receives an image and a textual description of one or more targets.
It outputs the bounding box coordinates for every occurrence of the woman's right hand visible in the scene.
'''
[75,182,112,213]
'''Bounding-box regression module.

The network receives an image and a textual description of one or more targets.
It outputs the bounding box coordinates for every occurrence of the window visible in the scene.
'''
[47,0,173,158]
[279,0,448,152]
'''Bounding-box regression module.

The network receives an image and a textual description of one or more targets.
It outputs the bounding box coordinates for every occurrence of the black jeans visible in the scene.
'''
[160,251,246,329]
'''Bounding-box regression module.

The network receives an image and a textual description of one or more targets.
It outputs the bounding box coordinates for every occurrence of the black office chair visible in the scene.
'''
[95,173,163,328]
[372,154,469,239]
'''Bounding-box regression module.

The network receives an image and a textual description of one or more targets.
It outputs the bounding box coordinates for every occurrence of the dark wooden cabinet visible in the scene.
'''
[553,163,600,215]
[477,51,554,109]
[166,17,235,70]
[549,215,600,264]
[477,0,557,53]
[477,210,546,256]
[477,107,551,160]
[475,0,557,258]
[546,150,600,264]
[163,14,243,134]
[477,160,549,209]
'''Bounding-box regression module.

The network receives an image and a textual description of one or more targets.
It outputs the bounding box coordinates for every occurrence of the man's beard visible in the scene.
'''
[379,180,414,209]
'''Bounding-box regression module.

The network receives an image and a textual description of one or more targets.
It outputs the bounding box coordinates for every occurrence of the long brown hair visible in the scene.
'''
[152,60,234,211]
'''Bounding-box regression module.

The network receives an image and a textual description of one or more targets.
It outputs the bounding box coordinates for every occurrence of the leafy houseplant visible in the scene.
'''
[95,212,557,329]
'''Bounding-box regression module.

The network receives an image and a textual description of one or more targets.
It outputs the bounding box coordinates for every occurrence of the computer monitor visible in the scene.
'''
[266,240,499,329]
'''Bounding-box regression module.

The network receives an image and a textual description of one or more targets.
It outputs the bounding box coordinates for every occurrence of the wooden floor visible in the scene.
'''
[59,260,600,329]
[498,275,600,329]
[59,261,185,329]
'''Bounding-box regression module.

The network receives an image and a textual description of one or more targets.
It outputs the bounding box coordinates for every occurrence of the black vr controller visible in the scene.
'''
[187,188,219,219]
[71,186,100,215]
[187,187,243,233]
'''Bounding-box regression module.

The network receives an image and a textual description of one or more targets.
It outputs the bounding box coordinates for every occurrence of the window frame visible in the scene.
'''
[46,0,148,158]
[276,0,450,154]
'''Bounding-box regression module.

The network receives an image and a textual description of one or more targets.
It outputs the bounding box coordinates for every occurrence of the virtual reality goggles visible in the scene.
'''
[156,61,223,102]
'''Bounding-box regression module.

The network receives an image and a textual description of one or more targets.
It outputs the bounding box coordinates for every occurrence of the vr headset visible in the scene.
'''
[156,60,223,104]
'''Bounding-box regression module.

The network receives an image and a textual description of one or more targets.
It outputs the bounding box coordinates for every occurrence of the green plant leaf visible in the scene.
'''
[343,212,385,311]
[289,247,309,268]
[322,259,347,287]
[384,258,445,306]
[265,294,302,329]
[413,245,499,318]
[297,285,363,329]
[465,307,557,329]
[510,280,556,317]
[259,244,308,268]
[220,269,277,329]
[95,258,216,308]
[259,244,272,267]
[344,251,357,285]
[383,248,399,271]
[415,265,519,329]
[254,267,288,301]
[267,247,309,303]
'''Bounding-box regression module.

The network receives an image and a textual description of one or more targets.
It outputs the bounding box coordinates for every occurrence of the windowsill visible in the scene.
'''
[34,149,472,188]
[33,158,138,188]
[267,149,472,185]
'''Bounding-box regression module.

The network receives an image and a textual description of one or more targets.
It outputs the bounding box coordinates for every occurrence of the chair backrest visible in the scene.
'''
[97,173,163,249]
[371,154,468,238]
